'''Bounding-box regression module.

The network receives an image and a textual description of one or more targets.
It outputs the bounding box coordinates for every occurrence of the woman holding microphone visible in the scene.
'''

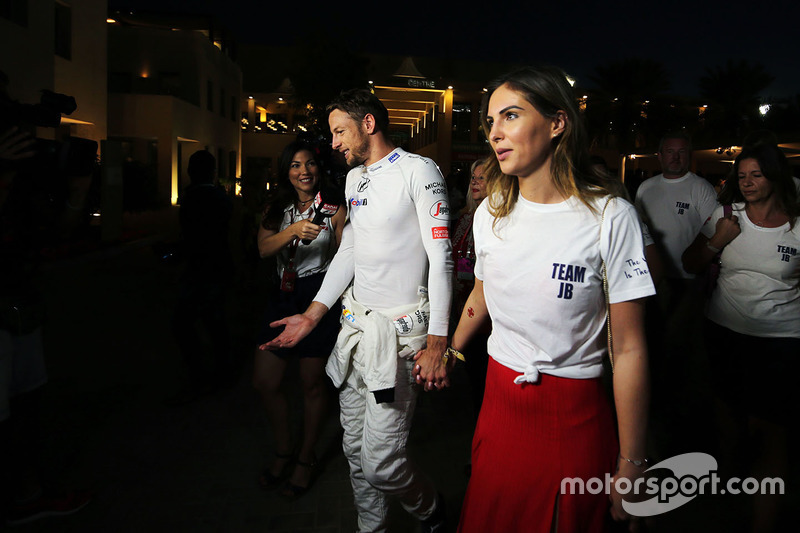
[253,141,345,498]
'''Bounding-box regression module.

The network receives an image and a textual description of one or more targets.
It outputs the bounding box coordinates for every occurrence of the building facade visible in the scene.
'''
[107,12,241,206]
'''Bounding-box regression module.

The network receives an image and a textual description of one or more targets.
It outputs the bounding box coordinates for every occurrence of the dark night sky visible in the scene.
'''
[109,0,800,99]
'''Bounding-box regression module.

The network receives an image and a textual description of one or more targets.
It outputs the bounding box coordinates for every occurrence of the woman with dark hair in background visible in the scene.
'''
[450,66,654,532]
[683,142,799,531]
[252,141,345,499]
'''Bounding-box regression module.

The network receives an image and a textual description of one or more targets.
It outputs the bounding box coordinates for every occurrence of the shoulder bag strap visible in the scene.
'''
[600,198,614,372]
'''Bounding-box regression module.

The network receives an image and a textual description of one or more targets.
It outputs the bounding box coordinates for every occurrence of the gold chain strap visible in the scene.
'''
[601,198,613,372]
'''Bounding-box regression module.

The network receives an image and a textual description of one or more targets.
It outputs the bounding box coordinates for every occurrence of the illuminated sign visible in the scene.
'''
[407,79,436,89]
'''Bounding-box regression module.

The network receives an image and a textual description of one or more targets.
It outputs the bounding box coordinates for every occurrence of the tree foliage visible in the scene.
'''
[697,60,774,144]
[585,58,675,153]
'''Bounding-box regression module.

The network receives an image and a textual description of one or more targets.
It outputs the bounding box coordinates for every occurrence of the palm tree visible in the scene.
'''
[697,60,774,145]
[585,58,673,154]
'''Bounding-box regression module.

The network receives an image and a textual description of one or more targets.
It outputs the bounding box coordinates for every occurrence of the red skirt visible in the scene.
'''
[458,358,618,533]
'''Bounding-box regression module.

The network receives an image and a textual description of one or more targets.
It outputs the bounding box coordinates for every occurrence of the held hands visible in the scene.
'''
[412,335,452,392]
[711,213,740,249]
[292,219,322,243]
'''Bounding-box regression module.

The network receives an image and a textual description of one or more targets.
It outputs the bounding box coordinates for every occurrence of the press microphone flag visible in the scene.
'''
[302,188,340,245]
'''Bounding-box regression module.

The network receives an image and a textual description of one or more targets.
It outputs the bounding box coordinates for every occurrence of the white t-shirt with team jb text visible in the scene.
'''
[635,172,717,279]
[702,203,800,338]
[474,193,655,380]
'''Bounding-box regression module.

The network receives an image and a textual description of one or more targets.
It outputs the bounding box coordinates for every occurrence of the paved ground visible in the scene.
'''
[6,205,798,532]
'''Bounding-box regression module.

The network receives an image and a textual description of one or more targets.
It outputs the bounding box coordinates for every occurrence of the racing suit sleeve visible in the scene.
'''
[313,212,354,309]
[409,158,453,336]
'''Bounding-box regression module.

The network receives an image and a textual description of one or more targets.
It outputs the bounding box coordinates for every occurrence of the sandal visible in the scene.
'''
[279,458,319,500]
[258,452,294,490]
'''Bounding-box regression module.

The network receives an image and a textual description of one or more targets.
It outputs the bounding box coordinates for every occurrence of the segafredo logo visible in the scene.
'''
[560,453,784,517]
[429,200,449,220]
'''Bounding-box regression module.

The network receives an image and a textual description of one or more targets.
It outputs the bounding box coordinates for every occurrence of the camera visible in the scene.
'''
[1,89,97,177]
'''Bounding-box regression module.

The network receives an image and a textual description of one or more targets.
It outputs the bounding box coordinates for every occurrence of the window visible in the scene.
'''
[228,150,236,180]
[159,72,180,95]
[219,87,225,117]
[0,0,28,26]
[451,103,472,142]
[265,113,288,134]
[54,2,71,59]
[217,148,225,181]
[230,96,236,121]
[108,72,132,93]
[207,80,213,111]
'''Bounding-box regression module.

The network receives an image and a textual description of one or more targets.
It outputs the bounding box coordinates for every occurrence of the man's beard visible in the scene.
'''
[346,134,370,167]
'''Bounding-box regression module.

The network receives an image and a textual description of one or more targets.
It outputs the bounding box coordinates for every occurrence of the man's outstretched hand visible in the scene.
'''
[259,314,315,350]
[258,301,329,351]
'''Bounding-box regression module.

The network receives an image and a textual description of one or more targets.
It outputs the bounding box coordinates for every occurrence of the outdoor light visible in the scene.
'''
[566,75,576,87]
[106,18,116,23]
[447,86,453,90]
[759,104,770,116]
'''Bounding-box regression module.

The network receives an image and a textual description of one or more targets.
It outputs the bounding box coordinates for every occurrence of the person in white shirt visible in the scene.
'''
[635,133,717,281]
[635,133,717,428]
[262,89,452,533]
[683,142,799,532]
[450,66,654,533]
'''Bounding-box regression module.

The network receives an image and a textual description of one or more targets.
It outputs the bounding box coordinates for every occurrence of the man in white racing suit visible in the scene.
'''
[263,88,453,532]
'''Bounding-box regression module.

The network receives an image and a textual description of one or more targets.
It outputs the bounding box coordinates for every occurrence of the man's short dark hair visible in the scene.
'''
[326,89,390,134]
[187,150,215,184]
[658,131,692,153]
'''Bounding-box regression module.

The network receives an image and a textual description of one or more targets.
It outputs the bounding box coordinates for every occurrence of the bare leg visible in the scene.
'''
[287,356,328,488]
[253,348,291,477]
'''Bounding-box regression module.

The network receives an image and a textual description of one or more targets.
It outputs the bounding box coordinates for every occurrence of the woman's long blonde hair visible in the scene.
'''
[481,66,626,224]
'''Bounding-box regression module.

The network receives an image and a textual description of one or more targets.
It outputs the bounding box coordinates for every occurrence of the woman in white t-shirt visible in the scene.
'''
[451,66,655,532]
[683,142,799,531]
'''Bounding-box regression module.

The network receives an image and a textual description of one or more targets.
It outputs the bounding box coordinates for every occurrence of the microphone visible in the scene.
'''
[302,188,340,245]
